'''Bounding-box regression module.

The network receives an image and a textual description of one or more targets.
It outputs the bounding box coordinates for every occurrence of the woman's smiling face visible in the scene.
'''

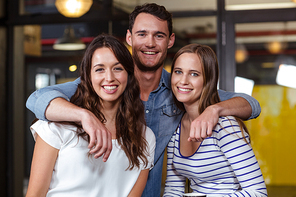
[91,47,128,105]
[171,52,204,106]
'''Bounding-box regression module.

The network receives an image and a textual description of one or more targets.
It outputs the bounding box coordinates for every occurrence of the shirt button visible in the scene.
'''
[173,110,176,113]
[146,110,149,113]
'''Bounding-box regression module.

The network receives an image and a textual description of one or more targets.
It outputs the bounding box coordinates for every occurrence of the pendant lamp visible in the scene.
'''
[53,25,86,51]
[55,0,93,18]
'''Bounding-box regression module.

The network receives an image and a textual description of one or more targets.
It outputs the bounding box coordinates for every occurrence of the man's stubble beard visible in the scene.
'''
[132,50,165,72]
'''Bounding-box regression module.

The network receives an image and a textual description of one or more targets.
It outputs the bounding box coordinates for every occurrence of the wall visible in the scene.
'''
[0,26,7,197]
[246,85,296,186]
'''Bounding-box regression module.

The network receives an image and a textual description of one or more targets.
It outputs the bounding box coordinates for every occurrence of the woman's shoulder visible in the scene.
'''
[214,116,240,135]
[214,116,250,147]
[33,120,77,133]
[143,126,156,144]
[31,120,78,148]
[218,116,238,126]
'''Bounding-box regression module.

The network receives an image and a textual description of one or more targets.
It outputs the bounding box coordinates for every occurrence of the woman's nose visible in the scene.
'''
[180,74,189,84]
[105,70,115,82]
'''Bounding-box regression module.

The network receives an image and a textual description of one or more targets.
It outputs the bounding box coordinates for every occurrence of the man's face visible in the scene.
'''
[126,13,175,72]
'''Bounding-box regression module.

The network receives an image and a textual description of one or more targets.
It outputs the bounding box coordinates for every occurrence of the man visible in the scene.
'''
[26,3,261,197]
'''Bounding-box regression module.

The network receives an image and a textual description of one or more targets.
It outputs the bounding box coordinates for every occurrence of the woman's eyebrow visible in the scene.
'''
[93,63,104,68]
[113,62,121,66]
[190,69,201,74]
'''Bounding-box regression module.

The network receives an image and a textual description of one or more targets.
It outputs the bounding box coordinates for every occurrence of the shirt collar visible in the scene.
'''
[159,68,171,90]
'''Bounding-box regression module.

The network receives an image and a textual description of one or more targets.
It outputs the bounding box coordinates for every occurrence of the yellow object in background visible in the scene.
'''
[246,85,296,186]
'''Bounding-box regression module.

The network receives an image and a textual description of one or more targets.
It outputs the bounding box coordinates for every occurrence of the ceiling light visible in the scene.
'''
[226,2,296,10]
[235,44,248,63]
[265,41,287,54]
[69,65,78,72]
[55,0,93,18]
[53,25,86,51]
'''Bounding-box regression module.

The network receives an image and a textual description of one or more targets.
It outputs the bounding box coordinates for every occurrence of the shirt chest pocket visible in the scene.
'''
[162,105,182,117]
[158,105,183,137]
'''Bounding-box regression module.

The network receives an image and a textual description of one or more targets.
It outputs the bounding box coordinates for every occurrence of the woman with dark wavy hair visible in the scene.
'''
[164,44,267,197]
[26,34,156,197]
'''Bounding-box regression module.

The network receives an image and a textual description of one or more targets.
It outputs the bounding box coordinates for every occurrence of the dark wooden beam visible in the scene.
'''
[229,8,296,23]
[171,10,217,18]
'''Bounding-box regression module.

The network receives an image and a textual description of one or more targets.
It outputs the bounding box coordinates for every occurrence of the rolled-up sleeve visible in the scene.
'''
[218,89,261,119]
[26,78,81,121]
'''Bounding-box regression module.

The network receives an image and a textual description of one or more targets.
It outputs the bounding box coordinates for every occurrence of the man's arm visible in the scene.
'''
[189,90,261,142]
[218,89,261,120]
[26,78,112,161]
[46,98,112,160]
[26,78,81,120]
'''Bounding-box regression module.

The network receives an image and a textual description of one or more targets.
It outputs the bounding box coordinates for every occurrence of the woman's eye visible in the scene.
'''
[114,67,124,71]
[95,68,104,72]
[191,73,198,77]
[174,70,182,74]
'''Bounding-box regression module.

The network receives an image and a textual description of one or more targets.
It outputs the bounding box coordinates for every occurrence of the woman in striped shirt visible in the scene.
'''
[163,44,267,197]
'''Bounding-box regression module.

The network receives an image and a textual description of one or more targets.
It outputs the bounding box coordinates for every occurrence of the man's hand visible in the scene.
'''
[188,96,252,142]
[45,98,113,161]
[81,109,112,161]
[188,105,219,142]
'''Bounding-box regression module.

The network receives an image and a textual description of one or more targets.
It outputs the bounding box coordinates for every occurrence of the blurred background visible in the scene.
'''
[1,0,296,196]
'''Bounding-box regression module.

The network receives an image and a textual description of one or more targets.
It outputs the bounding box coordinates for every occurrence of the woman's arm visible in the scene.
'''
[219,117,268,197]
[128,127,156,196]
[26,135,59,197]
[128,169,149,197]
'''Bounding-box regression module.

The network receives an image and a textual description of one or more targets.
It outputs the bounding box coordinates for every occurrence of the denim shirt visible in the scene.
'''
[26,69,261,197]
[140,70,183,197]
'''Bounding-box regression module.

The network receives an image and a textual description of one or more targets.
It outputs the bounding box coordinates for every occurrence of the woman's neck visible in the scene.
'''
[180,103,202,157]
[101,101,119,139]
[183,102,200,123]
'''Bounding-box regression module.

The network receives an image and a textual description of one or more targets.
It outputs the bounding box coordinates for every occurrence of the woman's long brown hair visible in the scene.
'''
[70,34,148,170]
[171,44,250,143]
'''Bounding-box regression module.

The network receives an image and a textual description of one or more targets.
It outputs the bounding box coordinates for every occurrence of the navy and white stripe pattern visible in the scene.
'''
[163,116,267,197]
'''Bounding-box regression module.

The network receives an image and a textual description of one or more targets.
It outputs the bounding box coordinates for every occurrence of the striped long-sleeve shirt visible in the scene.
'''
[163,116,267,197]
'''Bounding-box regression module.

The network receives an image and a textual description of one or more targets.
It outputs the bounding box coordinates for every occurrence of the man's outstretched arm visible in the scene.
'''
[26,78,112,161]
[26,78,81,120]
[46,98,112,161]
[218,89,261,120]
[189,90,261,141]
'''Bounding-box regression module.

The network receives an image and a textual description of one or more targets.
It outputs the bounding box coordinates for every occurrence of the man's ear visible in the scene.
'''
[126,29,132,46]
[168,33,175,49]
